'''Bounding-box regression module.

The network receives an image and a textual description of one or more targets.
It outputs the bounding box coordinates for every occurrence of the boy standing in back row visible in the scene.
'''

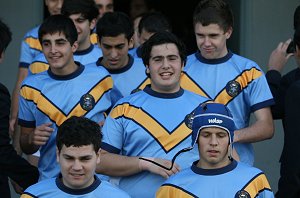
[181,0,274,165]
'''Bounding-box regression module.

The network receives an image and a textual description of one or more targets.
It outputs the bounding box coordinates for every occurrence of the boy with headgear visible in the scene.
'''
[156,103,274,198]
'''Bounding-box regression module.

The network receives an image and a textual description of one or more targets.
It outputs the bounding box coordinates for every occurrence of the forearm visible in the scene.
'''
[11,86,20,123]
[234,119,274,143]
[11,68,28,122]
[96,150,141,176]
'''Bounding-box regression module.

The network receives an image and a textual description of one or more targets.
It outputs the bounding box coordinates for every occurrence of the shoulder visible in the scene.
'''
[24,25,40,38]
[163,168,193,185]
[99,181,131,197]
[183,89,209,102]
[230,53,262,70]
[236,162,264,175]
[23,178,56,196]
[84,64,110,76]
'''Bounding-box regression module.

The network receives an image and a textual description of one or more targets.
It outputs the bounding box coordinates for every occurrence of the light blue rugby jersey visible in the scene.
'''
[28,44,102,75]
[91,54,149,97]
[18,63,114,181]
[101,86,208,198]
[19,25,42,68]
[181,51,274,165]
[22,175,131,198]
[128,46,141,59]
[157,160,274,198]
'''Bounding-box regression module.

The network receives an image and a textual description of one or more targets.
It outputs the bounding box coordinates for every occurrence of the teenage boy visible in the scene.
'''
[92,12,148,97]
[21,116,130,197]
[18,15,115,181]
[29,0,102,75]
[97,31,208,198]
[157,103,274,198]
[181,0,274,165]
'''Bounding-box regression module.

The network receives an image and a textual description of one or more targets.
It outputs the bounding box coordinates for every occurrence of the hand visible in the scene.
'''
[30,122,54,146]
[9,117,17,137]
[98,120,105,127]
[139,157,180,179]
[268,39,294,72]
[10,179,23,195]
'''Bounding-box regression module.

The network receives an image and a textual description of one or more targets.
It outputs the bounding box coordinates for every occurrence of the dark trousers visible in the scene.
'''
[276,163,300,198]
[0,175,10,198]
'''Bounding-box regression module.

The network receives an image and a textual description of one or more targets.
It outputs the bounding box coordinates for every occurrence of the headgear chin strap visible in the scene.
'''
[141,102,235,171]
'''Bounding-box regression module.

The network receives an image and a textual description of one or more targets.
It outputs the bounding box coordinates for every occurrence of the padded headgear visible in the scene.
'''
[190,103,235,147]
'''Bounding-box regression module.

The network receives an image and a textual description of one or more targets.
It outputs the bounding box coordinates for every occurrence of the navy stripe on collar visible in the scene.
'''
[143,85,184,99]
[191,160,237,175]
[96,55,134,74]
[48,62,84,80]
[74,44,94,55]
[195,51,233,64]
[56,174,101,195]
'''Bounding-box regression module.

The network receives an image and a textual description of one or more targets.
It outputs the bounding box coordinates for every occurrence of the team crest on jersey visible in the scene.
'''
[226,80,241,97]
[184,111,195,129]
[235,190,250,198]
[80,94,95,111]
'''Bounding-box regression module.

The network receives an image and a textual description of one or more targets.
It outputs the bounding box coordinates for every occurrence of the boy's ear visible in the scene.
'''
[225,27,233,39]
[72,41,79,52]
[129,36,134,49]
[90,18,97,30]
[96,148,101,164]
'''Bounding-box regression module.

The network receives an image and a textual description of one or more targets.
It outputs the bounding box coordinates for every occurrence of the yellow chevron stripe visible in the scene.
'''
[137,77,151,90]
[214,68,262,105]
[90,33,98,45]
[110,103,191,152]
[29,62,49,74]
[25,37,42,51]
[180,72,209,98]
[20,76,113,126]
[243,173,271,197]
[20,194,35,198]
[156,185,195,198]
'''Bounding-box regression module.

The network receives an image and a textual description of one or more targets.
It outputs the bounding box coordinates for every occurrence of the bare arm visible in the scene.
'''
[97,149,180,179]
[10,68,28,136]
[233,107,274,143]
[20,123,53,154]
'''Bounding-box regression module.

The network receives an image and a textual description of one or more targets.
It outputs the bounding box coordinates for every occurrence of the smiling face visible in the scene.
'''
[194,23,232,60]
[57,145,100,189]
[147,43,183,93]
[99,34,132,70]
[197,127,231,169]
[41,32,78,75]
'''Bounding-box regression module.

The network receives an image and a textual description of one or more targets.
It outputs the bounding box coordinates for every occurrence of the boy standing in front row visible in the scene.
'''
[157,103,274,198]
[21,116,130,197]
[97,31,208,198]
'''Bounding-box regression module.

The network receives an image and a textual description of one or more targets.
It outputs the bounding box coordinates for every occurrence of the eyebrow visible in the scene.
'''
[62,154,93,159]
